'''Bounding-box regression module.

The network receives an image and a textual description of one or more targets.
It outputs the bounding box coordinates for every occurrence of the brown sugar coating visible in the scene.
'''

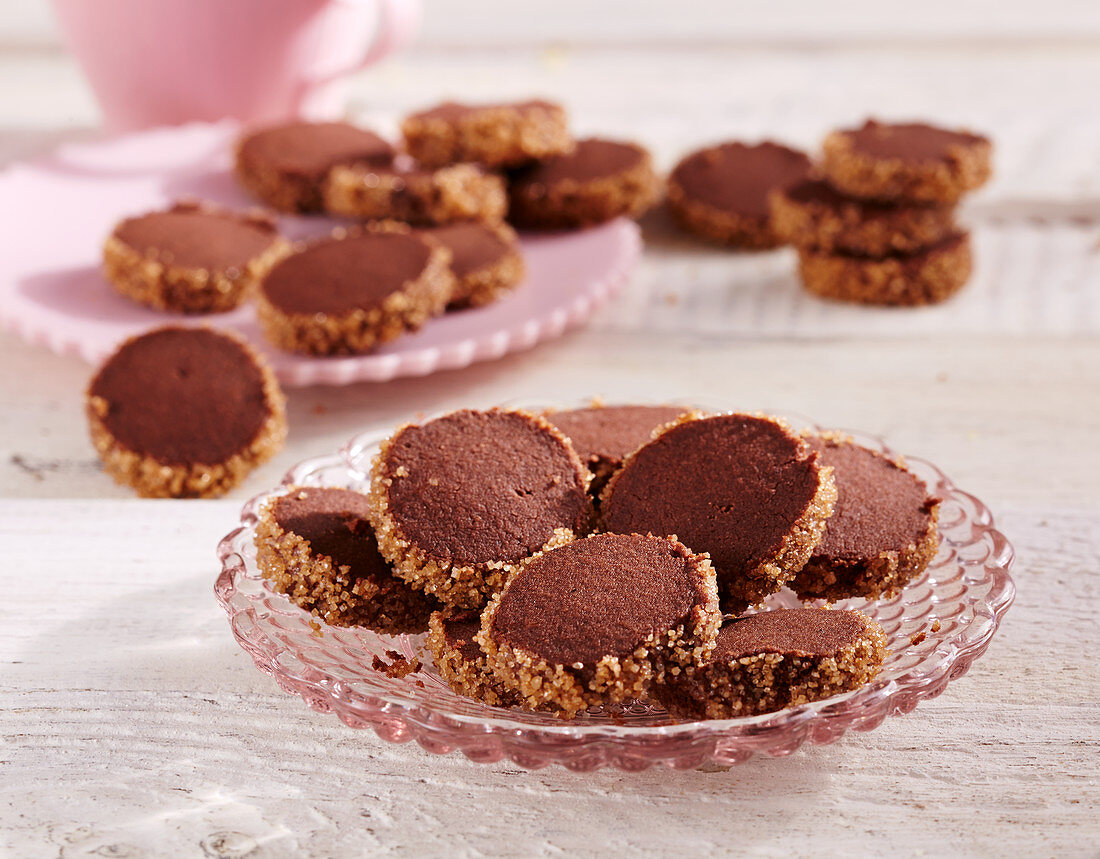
[507,138,659,230]
[791,435,940,601]
[769,178,957,256]
[546,404,690,501]
[651,609,888,720]
[86,326,285,498]
[235,121,395,212]
[255,224,454,355]
[256,487,435,634]
[601,413,836,613]
[426,610,521,707]
[369,409,593,609]
[479,533,720,717]
[402,100,573,169]
[323,162,508,225]
[822,120,992,204]
[798,230,972,307]
[420,220,525,309]
[103,202,288,313]
[667,141,812,248]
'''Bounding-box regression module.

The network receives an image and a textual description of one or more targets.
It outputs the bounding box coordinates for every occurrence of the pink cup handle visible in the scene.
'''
[307,0,422,87]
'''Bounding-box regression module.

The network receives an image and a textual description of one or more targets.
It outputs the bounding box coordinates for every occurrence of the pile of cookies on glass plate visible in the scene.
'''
[254,403,941,720]
[668,119,993,306]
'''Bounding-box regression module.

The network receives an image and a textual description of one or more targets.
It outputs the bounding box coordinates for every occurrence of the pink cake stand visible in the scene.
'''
[0,121,641,386]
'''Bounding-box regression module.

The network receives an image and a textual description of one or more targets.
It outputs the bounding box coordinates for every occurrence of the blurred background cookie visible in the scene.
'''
[419,220,524,309]
[103,201,288,314]
[507,138,659,230]
[235,120,394,212]
[667,141,811,248]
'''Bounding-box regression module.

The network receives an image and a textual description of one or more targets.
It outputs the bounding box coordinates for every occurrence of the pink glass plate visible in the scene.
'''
[0,121,640,386]
[214,413,1015,771]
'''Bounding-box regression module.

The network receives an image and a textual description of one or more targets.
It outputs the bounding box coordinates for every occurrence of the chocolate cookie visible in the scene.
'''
[323,162,507,225]
[86,326,286,498]
[790,435,940,601]
[507,138,660,230]
[368,409,593,609]
[545,403,691,502]
[103,201,288,314]
[651,609,887,720]
[601,413,836,613]
[822,120,992,204]
[256,486,436,634]
[402,100,573,169]
[420,220,525,309]
[797,231,972,306]
[769,178,957,256]
[667,141,812,248]
[425,610,522,708]
[236,121,394,213]
[255,223,454,355]
[478,533,720,718]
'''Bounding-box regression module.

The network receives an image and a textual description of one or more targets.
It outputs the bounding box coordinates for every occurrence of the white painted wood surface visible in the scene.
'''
[2,9,1100,856]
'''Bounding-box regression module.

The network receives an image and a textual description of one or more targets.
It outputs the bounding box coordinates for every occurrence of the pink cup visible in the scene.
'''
[51,0,421,132]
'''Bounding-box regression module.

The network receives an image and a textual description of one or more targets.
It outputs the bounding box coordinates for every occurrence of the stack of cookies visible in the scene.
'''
[253,403,942,720]
[771,120,993,306]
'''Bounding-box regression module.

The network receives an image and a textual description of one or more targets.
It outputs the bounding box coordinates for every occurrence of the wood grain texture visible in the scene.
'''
[0,501,1097,858]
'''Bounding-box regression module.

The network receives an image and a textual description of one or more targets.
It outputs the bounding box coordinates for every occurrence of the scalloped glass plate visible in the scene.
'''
[215,411,1015,771]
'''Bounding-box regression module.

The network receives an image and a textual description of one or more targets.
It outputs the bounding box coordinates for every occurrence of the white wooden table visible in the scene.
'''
[2,5,1099,856]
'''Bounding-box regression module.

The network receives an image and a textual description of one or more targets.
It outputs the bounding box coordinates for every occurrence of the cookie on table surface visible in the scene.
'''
[651,608,887,720]
[478,533,720,718]
[797,230,972,307]
[601,412,836,614]
[402,100,573,169]
[426,610,521,708]
[323,162,507,225]
[507,138,660,230]
[255,223,454,355]
[769,178,957,256]
[667,141,812,249]
[86,326,285,498]
[790,435,940,602]
[236,121,394,213]
[256,486,436,635]
[368,409,593,609]
[419,220,525,309]
[821,120,992,204]
[545,403,692,502]
[103,201,288,314]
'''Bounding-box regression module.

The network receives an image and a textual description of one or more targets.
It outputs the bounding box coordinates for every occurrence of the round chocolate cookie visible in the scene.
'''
[479,533,720,718]
[797,230,972,307]
[256,486,436,634]
[235,121,395,213]
[790,435,940,602]
[425,610,522,708]
[323,162,507,225]
[420,220,525,309]
[651,609,887,720]
[86,326,286,498]
[401,100,573,169]
[368,409,593,609]
[667,141,812,248]
[546,403,691,502]
[822,120,992,204]
[507,138,660,230]
[769,178,957,256]
[601,413,837,613]
[255,223,454,355]
[103,201,288,314]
